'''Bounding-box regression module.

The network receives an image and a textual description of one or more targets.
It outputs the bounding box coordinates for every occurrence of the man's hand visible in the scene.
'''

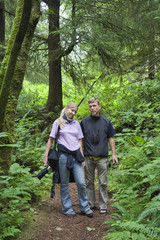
[109,137,118,164]
[112,154,118,164]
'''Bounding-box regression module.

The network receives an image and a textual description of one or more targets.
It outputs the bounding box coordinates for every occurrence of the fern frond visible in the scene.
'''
[120,221,160,239]
[145,185,160,196]
[137,206,160,223]
[104,231,131,240]
[112,202,130,219]
[149,215,160,227]
[131,232,147,240]
[1,226,21,238]
[2,187,31,199]
[152,194,160,201]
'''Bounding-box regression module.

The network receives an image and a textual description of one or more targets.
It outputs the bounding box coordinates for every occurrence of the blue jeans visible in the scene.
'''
[59,154,90,214]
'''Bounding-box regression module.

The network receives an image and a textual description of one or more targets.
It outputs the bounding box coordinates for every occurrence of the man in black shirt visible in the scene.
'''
[81,97,118,214]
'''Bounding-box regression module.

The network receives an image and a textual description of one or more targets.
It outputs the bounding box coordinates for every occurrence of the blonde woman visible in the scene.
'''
[43,102,93,218]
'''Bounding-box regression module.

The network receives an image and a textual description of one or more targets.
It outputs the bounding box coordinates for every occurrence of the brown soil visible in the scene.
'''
[19,183,115,240]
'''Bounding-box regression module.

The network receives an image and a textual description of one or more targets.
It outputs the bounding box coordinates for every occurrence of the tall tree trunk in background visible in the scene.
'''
[0,0,32,132]
[0,0,5,63]
[148,21,155,80]
[0,0,40,173]
[45,0,63,112]
[148,53,155,80]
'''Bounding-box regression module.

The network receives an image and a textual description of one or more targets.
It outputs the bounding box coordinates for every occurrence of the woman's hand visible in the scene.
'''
[43,155,48,166]
[82,161,85,168]
[42,137,54,166]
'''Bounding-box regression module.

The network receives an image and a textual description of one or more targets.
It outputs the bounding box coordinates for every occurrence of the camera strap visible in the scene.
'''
[77,70,108,107]
[53,126,60,150]
[77,80,97,107]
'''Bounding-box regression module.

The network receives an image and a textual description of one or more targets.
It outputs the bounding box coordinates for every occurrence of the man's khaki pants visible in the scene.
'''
[84,156,108,210]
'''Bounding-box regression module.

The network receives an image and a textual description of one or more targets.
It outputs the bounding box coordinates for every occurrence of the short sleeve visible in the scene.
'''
[107,120,116,138]
[49,119,59,139]
[77,122,84,139]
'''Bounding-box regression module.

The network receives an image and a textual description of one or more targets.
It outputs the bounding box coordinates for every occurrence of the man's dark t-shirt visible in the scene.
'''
[80,115,115,157]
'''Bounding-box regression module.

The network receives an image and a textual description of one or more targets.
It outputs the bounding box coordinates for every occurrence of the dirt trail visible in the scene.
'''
[19,183,115,240]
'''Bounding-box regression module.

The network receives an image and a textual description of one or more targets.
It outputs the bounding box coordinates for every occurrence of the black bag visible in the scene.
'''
[48,126,60,171]
[48,149,58,171]
[48,149,58,161]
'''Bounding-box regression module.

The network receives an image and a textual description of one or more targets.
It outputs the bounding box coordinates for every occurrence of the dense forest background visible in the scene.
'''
[0,0,160,239]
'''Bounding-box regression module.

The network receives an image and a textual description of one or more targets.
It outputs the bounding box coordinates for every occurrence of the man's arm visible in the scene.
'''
[108,137,118,164]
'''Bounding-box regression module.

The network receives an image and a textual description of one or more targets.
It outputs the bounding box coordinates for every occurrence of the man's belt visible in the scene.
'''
[88,156,101,160]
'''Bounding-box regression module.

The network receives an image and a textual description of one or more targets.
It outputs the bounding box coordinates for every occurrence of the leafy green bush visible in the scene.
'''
[0,163,40,240]
[103,76,160,240]
[13,113,48,171]
[16,80,48,117]
[105,135,160,240]
[108,78,160,134]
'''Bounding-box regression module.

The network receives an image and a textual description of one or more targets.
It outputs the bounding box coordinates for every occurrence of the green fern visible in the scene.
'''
[137,204,160,223]
[103,231,131,240]
[104,231,148,240]
[0,226,21,239]
[0,163,41,239]
[111,203,131,220]
[104,220,160,240]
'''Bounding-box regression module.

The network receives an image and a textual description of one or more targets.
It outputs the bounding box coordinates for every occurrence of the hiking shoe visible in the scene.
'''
[81,209,93,218]
[64,211,76,217]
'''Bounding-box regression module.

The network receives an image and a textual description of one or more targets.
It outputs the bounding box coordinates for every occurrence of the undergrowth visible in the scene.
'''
[104,77,160,240]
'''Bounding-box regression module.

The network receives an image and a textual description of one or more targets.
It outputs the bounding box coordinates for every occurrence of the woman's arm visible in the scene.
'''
[42,137,54,166]
[79,138,84,156]
[79,138,85,167]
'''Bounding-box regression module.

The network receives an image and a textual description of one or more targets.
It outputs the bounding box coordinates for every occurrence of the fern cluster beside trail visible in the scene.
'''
[103,78,160,240]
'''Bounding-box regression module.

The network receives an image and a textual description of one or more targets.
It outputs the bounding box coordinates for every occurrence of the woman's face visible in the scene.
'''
[65,107,77,119]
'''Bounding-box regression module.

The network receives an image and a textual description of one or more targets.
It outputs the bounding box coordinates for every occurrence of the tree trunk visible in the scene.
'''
[0,0,32,132]
[0,0,5,63]
[45,0,63,112]
[0,0,40,173]
[148,32,155,80]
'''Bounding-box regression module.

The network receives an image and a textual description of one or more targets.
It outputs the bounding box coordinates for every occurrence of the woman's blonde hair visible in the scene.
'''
[58,102,78,128]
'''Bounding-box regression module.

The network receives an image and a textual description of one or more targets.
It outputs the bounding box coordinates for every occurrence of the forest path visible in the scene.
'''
[19,182,115,240]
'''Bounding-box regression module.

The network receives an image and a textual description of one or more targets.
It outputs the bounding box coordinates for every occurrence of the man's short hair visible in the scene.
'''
[88,97,100,105]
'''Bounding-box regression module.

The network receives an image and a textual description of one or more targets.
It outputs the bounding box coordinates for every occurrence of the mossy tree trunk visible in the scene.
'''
[0,0,40,173]
[45,0,76,112]
[45,0,63,112]
[0,0,5,63]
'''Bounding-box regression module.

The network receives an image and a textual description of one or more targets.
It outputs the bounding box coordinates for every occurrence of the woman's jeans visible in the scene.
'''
[59,154,90,214]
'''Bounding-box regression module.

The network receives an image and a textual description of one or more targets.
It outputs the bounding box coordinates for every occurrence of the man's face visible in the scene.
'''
[89,101,101,116]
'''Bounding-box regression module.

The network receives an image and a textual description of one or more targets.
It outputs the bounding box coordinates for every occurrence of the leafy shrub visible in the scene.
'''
[13,113,48,171]
[105,136,160,240]
[0,163,40,239]
[104,76,160,240]
[16,80,48,117]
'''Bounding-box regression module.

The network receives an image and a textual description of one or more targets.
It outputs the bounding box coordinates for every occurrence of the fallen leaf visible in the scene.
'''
[87,227,95,231]
[56,227,63,231]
